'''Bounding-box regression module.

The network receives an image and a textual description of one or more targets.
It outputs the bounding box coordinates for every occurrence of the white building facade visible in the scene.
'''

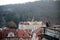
[18,21,46,30]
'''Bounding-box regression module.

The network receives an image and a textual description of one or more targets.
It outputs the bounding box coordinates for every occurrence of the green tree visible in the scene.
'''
[7,21,17,29]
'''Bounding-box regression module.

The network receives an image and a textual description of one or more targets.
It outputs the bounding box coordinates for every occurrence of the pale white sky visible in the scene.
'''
[0,0,39,5]
[0,0,57,5]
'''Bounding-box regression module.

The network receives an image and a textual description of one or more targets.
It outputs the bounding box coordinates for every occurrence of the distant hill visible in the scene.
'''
[0,1,60,27]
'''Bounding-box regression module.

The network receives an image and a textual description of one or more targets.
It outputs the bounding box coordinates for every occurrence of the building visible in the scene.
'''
[18,21,46,30]
[0,21,46,40]
[1,28,17,40]
[18,29,32,40]
[18,21,46,40]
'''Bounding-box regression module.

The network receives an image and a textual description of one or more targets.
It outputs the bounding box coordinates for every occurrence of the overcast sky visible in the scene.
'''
[0,0,40,5]
[0,0,58,5]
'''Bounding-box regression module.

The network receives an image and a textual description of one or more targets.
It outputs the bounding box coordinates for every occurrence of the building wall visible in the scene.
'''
[18,21,46,30]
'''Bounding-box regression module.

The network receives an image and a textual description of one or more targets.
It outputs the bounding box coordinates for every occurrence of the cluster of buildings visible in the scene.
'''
[0,21,46,40]
[0,21,60,40]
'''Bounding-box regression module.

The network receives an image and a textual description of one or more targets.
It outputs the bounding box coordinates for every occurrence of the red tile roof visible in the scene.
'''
[18,30,31,38]
[0,29,31,38]
[0,29,17,38]
[8,29,16,32]
[0,31,2,39]
[2,29,8,37]
[35,28,42,37]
